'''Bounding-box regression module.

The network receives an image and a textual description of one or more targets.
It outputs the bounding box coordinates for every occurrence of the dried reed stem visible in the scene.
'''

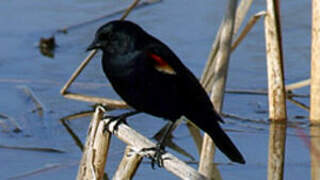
[199,0,237,179]
[76,107,111,180]
[200,24,222,92]
[285,79,310,91]
[19,85,46,116]
[233,0,254,34]
[113,146,143,180]
[120,0,141,20]
[57,0,161,34]
[61,50,97,94]
[60,111,94,121]
[63,93,128,109]
[264,0,287,121]
[310,0,320,123]
[201,0,254,92]
[103,117,208,180]
[232,11,266,51]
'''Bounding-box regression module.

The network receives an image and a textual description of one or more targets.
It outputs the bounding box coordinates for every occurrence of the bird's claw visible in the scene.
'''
[103,115,128,134]
[142,144,166,169]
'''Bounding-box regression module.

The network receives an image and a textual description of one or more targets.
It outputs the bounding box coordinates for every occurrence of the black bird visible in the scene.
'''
[87,20,245,167]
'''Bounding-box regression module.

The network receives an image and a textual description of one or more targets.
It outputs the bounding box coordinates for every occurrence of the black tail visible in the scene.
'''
[205,122,245,164]
[187,112,245,164]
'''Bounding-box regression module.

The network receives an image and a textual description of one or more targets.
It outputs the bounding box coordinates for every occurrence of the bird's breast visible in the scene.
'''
[102,53,137,78]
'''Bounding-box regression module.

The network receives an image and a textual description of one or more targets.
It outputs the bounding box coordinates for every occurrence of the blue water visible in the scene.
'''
[0,0,313,179]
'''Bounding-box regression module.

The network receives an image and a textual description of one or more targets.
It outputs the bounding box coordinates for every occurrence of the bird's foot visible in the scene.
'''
[142,143,167,169]
[103,114,128,133]
[103,111,139,133]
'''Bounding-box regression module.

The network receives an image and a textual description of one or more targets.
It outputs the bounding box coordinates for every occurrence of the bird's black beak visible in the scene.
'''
[86,40,101,51]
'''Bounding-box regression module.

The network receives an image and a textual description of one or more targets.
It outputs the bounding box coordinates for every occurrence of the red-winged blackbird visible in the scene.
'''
[87,20,245,166]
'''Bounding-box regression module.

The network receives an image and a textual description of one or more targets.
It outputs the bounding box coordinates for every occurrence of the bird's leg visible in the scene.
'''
[142,121,176,168]
[103,110,140,133]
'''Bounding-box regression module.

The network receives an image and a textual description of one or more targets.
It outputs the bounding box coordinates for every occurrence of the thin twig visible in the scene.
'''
[19,85,46,117]
[226,88,309,98]
[57,0,162,34]
[0,78,111,89]
[120,0,141,20]
[60,50,98,94]
[60,119,84,151]
[232,11,266,51]
[0,144,64,153]
[223,112,309,129]
[8,162,78,180]
[222,112,268,125]
[63,93,128,109]
[60,110,95,121]
[226,88,268,95]
[287,97,310,112]
[285,79,310,91]
[0,113,22,132]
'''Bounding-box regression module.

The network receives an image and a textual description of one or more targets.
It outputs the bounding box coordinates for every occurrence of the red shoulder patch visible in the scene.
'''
[148,53,168,66]
[147,53,176,75]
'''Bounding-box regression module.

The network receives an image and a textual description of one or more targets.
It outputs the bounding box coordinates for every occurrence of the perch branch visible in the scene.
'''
[103,116,208,180]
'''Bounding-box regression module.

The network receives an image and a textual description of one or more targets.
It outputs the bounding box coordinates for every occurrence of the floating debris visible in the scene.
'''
[38,36,56,58]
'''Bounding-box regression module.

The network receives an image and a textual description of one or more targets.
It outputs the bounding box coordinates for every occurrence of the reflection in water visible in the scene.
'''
[268,121,287,180]
[60,110,95,152]
[310,125,320,180]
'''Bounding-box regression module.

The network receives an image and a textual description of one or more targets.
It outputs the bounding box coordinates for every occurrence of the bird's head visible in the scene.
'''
[87,20,145,55]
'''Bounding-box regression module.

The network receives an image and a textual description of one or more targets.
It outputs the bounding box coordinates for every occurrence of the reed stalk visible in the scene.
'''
[199,0,237,179]
[77,107,111,180]
[264,0,287,121]
[113,146,143,180]
[310,0,320,123]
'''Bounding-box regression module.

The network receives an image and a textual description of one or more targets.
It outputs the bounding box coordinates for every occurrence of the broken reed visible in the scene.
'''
[77,106,208,180]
